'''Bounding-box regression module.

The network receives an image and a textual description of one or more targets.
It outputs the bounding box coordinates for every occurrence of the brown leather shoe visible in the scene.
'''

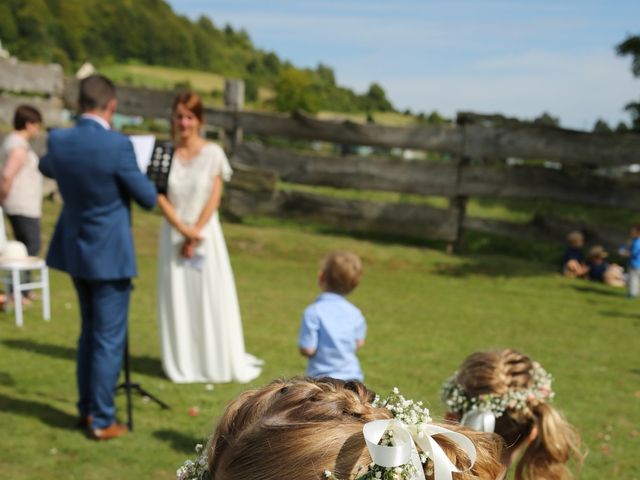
[90,423,129,440]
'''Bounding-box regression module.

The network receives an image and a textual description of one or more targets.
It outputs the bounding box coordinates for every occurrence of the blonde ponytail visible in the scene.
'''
[516,402,583,480]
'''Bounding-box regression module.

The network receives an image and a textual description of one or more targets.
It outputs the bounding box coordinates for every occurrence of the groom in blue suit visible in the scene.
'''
[40,75,157,440]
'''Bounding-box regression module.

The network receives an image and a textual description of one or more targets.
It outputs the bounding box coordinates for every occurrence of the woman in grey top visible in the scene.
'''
[0,105,43,299]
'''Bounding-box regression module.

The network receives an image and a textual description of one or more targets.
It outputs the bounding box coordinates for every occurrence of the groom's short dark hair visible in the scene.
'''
[78,75,116,112]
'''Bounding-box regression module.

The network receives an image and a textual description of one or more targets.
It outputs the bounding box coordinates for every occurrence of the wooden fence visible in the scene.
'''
[2,59,640,250]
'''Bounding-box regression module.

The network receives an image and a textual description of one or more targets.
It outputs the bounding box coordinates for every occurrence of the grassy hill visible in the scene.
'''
[0,200,637,479]
[100,64,226,93]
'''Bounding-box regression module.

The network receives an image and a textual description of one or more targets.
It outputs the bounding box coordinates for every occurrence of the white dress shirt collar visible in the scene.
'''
[81,113,111,130]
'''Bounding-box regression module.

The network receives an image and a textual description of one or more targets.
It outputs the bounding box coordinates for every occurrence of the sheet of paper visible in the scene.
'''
[129,135,156,172]
[181,252,206,271]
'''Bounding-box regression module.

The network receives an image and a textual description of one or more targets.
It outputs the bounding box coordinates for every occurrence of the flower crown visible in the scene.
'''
[177,388,477,480]
[440,361,554,431]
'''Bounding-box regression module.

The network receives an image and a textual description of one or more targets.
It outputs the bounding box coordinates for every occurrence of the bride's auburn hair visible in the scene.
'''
[456,349,583,480]
[207,377,504,480]
[171,91,204,138]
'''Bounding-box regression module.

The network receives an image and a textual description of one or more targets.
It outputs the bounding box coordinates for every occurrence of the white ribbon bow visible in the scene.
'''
[460,410,496,433]
[363,419,477,480]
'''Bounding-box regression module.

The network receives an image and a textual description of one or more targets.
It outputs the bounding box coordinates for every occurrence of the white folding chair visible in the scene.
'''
[0,208,51,326]
[0,256,50,327]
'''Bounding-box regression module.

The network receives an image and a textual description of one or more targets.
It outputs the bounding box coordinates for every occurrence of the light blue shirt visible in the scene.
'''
[298,292,367,381]
[630,237,640,269]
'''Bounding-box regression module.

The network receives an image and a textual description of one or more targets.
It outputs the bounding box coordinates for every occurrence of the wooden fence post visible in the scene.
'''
[449,114,471,253]
[224,79,245,154]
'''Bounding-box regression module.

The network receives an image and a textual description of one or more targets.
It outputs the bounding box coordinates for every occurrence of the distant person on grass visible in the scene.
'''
[619,223,640,297]
[0,105,44,303]
[40,75,157,440]
[561,231,588,278]
[586,245,625,288]
[298,251,366,381]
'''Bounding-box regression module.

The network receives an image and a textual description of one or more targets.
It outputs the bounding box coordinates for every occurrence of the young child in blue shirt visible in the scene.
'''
[621,224,640,297]
[298,251,366,381]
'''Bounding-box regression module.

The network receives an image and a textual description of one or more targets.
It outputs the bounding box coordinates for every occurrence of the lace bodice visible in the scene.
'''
[167,143,232,225]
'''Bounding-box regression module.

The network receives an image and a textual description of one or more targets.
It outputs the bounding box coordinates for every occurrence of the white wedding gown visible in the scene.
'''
[157,143,262,383]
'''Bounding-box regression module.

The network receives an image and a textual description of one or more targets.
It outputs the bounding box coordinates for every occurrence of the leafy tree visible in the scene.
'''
[362,82,393,112]
[316,63,336,86]
[275,68,318,113]
[617,35,640,76]
[593,118,612,133]
[616,121,630,133]
[263,52,280,75]
[0,4,19,43]
[53,0,91,64]
[196,15,215,33]
[427,110,447,125]
[244,77,259,103]
[15,0,55,60]
[616,34,640,131]
[533,112,560,127]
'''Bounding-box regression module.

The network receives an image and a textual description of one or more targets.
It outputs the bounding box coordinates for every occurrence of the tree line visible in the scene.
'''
[0,0,394,114]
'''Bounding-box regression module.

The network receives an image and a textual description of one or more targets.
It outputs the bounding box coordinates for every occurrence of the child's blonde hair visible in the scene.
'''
[208,377,504,480]
[322,252,363,295]
[455,349,583,480]
[566,231,584,247]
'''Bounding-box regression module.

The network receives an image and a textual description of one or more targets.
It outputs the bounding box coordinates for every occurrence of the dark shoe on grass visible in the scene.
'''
[76,415,92,429]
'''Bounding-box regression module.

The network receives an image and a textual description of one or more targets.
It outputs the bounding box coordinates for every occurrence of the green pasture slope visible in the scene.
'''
[0,201,637,479]
[99,64,226,93]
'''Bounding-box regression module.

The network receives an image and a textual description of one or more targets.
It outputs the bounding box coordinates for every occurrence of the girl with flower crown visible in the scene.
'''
[441,349,583,480]
[178,377,505,480]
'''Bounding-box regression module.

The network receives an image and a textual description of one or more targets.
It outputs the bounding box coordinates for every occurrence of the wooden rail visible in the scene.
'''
[2,59,639,249]
[57,80,640,167]
[233,143,640,211]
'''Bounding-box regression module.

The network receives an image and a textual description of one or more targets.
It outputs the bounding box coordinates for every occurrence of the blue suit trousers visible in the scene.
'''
[73,278,132,429]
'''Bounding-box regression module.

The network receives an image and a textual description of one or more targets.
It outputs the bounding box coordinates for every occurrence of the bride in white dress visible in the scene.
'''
[156,92,262,383]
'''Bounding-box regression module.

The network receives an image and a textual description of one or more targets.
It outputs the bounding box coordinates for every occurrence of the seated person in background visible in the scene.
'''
[442,349,583,480]
[298,251,366,381]
[586,245,625,287]
[199,377,505,480]
[561,231,588,278]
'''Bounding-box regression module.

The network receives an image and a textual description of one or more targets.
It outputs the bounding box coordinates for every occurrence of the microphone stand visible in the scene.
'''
[116,330,170,431]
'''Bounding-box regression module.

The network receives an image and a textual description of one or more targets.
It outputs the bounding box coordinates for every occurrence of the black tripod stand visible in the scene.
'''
[116,331,170,431]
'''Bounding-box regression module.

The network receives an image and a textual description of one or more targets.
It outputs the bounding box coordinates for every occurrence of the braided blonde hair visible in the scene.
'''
[207,377,504,480]
[456,349,583,480]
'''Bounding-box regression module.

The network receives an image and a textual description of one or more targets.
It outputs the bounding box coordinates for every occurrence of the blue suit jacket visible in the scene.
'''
[40,118,157,280]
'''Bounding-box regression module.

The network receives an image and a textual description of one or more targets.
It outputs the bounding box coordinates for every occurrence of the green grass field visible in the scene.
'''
[98,64,226,93]
[0,201,638,479]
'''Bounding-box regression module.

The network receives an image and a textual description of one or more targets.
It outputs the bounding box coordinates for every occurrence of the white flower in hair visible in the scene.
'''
[440,363,555,425]
[176,443,210,480]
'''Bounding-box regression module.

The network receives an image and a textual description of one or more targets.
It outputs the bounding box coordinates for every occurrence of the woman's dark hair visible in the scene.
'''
[13,105,43,130]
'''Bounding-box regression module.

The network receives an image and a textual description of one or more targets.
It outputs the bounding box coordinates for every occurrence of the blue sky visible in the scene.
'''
[168,0,640,130]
